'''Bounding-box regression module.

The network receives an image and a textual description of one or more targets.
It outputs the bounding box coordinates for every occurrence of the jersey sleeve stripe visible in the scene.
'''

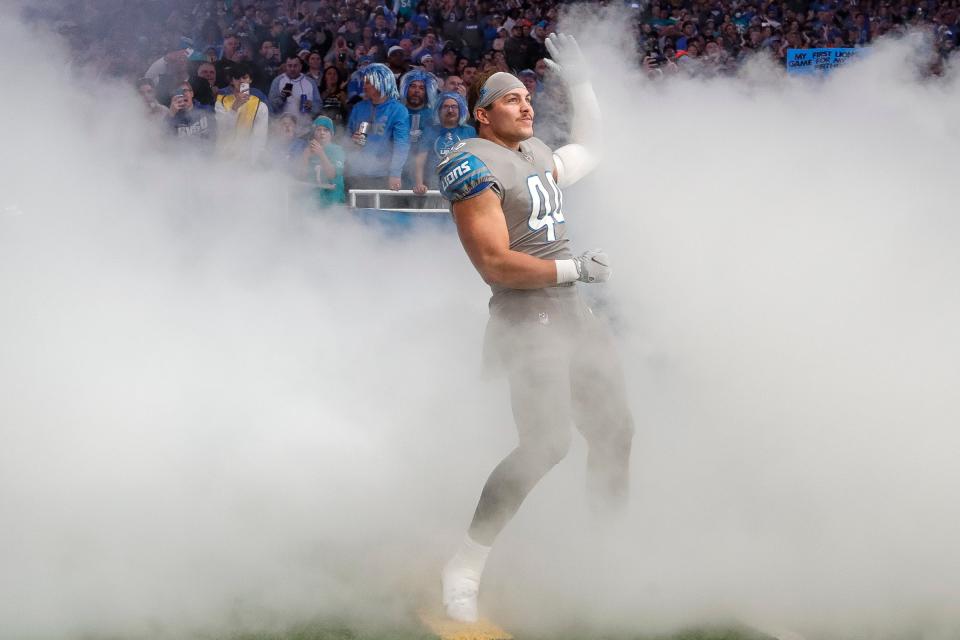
[442,152,472,167]
[447,168,491,191]
[463,181,494,198]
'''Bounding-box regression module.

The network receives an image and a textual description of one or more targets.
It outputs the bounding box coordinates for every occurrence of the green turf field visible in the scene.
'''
[222,620,773,640]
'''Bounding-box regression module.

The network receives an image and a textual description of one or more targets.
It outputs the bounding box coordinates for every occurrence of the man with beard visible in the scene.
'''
[399,69,438,187]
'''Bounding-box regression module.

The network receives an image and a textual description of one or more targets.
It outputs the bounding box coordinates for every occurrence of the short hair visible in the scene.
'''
[229,62,251,80]
[467,68,501,117]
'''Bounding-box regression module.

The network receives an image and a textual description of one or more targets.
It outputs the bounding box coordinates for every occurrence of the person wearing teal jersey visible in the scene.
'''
[299,116,346,208]
[393,0,415,20]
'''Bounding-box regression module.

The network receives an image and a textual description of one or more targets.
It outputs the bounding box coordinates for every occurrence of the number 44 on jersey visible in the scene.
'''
[526,173,565,242]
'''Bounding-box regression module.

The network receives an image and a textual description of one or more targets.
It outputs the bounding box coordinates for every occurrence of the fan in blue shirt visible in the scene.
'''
[345,63,411,190]
[399,69,440,185]
[412,91,476,194]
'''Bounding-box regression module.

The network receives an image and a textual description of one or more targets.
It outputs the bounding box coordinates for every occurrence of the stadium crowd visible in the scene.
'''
[25,0,960,207]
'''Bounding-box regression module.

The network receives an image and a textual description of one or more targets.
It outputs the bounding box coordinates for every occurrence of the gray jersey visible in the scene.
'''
[437,136,571,274]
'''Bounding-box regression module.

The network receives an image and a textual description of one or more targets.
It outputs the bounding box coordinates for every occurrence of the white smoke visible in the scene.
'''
[493,8,960,639]
[2,4,960,640]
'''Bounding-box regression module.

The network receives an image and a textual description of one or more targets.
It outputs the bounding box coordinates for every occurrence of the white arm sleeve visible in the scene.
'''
[552,80,602,188]
[553,143,598,189]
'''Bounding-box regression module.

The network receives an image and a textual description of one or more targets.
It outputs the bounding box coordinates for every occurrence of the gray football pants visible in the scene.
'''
[468,287,635,546]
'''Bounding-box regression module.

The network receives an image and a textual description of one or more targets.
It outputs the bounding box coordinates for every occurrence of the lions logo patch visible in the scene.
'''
[437,152,493,201]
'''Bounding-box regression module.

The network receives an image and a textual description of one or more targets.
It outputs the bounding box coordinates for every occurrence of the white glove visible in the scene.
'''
[574,249,611,283]
[544,33,588,84]
[545,32,602,187]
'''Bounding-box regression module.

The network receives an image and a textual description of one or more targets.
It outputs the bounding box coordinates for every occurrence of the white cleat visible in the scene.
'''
[441,566,480,623]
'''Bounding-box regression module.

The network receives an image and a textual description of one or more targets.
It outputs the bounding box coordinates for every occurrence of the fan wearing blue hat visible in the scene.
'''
[399,70,440,187]
[299,116,346,207]
[412,92,475,195]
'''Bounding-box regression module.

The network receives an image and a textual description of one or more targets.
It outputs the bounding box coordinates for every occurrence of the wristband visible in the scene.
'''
[555,259,580,284]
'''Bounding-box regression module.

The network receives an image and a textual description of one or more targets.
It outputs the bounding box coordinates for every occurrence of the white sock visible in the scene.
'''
[442,535,492,621]
[444,534,492,581]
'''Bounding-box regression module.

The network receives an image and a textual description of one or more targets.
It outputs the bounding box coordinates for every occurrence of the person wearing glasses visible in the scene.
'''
[412,91,475,195]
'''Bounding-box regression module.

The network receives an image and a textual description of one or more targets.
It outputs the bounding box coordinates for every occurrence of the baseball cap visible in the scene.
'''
[420,53,433,61]
[388,45,405,56]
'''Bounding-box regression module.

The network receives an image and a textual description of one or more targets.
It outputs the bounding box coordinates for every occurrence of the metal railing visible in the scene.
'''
[348,189,449,214]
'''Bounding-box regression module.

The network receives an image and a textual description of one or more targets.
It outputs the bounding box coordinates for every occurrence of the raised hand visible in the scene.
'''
[544,33,588,82]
